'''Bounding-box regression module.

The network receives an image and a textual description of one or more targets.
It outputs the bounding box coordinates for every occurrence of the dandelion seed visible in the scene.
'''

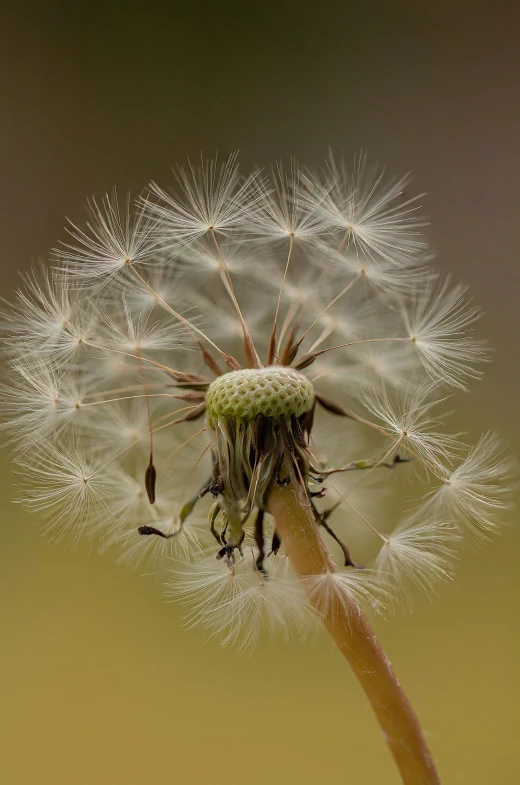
[96,300,189,354]
[363,382,462,470]
[313,238,432,295]
[114,493,210,572]
[144,153,263,246]
[400,275,488,388]
[303,569,384,619]
[15,440,118,544]
[302,152,428,264]
[169,550,312,651]
[247,162,329,242]
[110,263,184,316]
[53,190,159,285]
[80,400,156,459]
[373,518,457,610]
[0,269,99,370]
[177,236,272,284]
[316,341,419,392]
[415,432,514,542]
[98,466,159,523]
[0,365,85,450]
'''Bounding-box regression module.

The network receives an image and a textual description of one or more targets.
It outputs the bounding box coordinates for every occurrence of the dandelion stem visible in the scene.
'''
[266,467,441,785]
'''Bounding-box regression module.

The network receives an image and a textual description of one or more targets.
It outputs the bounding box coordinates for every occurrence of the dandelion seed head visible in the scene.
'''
[1,152,512,648]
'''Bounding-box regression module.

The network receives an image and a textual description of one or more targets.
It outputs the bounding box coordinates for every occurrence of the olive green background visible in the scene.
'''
[1,2,519,783]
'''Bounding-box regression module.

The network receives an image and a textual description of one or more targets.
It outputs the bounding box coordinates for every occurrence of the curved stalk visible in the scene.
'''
[266,470,441,785]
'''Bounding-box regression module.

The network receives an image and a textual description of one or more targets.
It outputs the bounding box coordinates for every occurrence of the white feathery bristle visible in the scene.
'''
[176,236,273,283]
[400,275,488,388]
[313,238,432,295]
[109,263,185,316]
[0,269,98,370]
[302,569,385,620]
[301,152,428,265]
[168,551,312,651]
[114,499,211,573]
[0,365,85,450]
[15,440,118,545]
[415,432,514,542]
[363,382,462,471]
[96,300,189,354]
[53,190,159,284]
[246,162,329,242]
[316,342,420,393]
[107,467,160,522]
[374,518,457,609]
[80,400,153,460]
[192,291,271,352]
[115,520,203,576]
[144,153,263,246]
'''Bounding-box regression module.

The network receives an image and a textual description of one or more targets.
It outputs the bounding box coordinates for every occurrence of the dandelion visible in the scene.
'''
[1,152,513,785]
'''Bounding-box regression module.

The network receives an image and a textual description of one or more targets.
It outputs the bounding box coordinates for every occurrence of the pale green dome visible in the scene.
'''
[205,367,315,421]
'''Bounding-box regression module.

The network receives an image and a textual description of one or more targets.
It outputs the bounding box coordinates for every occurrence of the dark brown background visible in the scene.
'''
[1,2,519,783]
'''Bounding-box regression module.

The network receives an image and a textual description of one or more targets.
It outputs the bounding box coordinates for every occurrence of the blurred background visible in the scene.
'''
[1,1,519,783]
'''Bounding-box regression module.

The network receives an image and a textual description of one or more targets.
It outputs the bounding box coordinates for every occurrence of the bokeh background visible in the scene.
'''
[1,1,519,783]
